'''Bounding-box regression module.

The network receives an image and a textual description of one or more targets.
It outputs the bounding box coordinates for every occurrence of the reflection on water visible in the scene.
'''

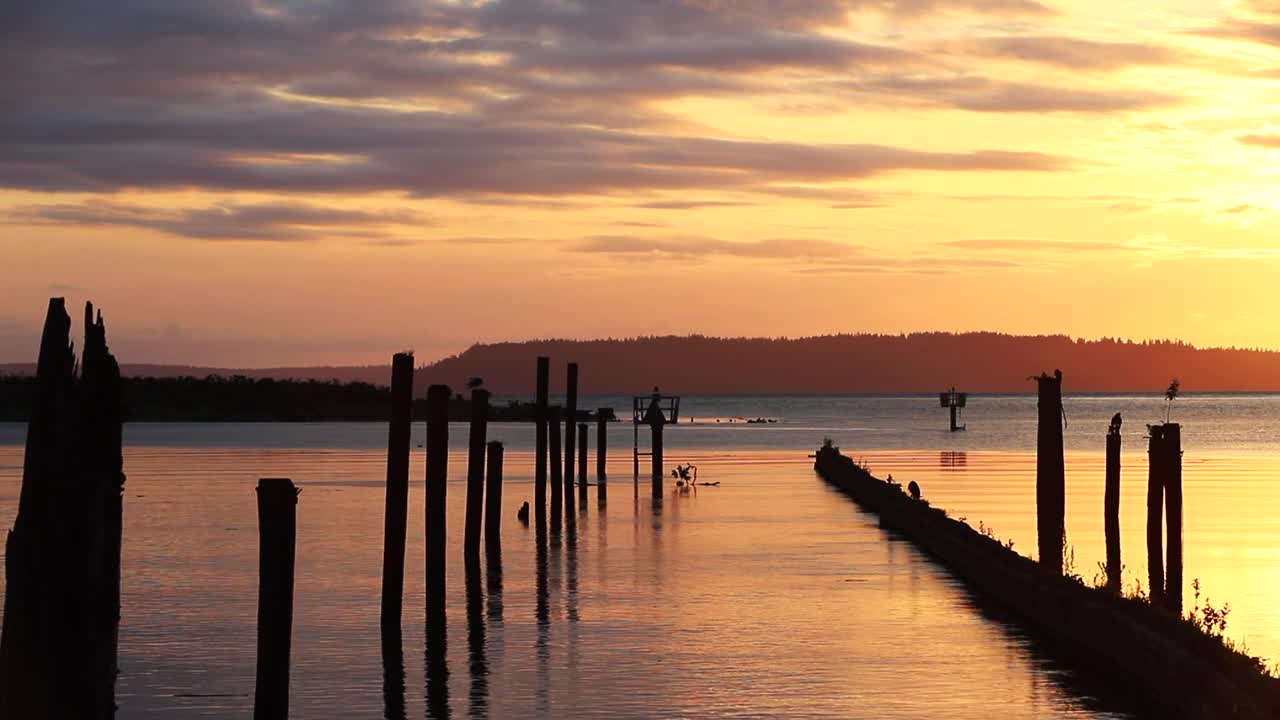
[940,450,967,470]
[0,441,1175,718]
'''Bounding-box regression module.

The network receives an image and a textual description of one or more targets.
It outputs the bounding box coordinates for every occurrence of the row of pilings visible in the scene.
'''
[1035,370,1184,613]
[253,354,612,718]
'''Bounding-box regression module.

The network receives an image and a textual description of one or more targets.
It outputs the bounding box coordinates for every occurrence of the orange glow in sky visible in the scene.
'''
[4,1,1280,366]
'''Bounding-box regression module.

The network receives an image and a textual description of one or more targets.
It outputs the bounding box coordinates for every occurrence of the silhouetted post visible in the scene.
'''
[565,362,579,493]
[254,478,299,720]
[381,353,414,634]
[578,423,588,507]
[484,441,504,550]
[535,357,549,527]
[1105,415,1122,592]
[425,385,450,631]
[597,409,609,505]
[649,420,664,500]
[549,406,563,528]
[1164,423,1184,614]
[1147,425,1166,607]
[1035,370,1065,575]
[465,389,490,560]
[950,403,959,433]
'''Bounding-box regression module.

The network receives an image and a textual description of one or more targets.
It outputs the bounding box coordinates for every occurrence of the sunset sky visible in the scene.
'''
[5,0,1280,366]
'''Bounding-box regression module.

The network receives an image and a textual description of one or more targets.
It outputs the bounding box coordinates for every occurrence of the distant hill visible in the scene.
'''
[4,333,1280,394]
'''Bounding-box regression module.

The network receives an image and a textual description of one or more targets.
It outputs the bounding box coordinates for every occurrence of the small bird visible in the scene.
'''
[1110,412,1122,435]
[907,481,921,501]
[517,501,530,524]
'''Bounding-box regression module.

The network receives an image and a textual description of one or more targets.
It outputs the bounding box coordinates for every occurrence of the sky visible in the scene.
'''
[4,0,1280,367]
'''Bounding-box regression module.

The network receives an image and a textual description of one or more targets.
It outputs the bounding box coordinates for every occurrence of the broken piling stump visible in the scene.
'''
[254,478,299,720]
[549,405,563,530]
[565,362,579,494]
[425,385,450,632]
[381,352,414,633]
[578,423,588,509]
[484,441,504,550]
[534,357,549,527]
[1147,425,1166,608]
[1105,413,1122,592]
[1164,423,1184,614]
[1035,370,1065,575]
[465,388,490,560]
[597,409,609,506]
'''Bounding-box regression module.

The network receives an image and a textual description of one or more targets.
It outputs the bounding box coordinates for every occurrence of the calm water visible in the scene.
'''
[1,393,1277,718]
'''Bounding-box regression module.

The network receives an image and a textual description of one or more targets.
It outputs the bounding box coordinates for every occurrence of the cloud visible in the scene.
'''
[1237,133,1280,148]
[629,200,759,210]
[841,75,1177,113]
[573,234,863,260]
[943,238,1128,251]
[954,35,1180,70]
[8,200,426,242]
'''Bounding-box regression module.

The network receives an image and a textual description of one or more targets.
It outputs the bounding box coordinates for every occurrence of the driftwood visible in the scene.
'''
[0,299,125,719]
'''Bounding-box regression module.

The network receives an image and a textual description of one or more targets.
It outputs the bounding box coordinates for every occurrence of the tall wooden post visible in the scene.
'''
[465,389,490,560]
[484,441,504,550]
[578,423,588,508]
[565,362,578,493]
[381,353,414,633]
[254,478,299,720]
[651,421,664,500]
[1164,423,1184,614]
[597,409,609,505]
[535,357,549,527]
[1147,425,1166,607]
[1035,370,1065,575]
[549,406,563,529]
[425,385,450,630]
[1104,416,1122,592]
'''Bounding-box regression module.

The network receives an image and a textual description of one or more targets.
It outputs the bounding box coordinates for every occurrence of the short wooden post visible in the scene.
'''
[578,423,588,508]
[425,385,450,625]
[464,389,489,560]
[254,478,299,720]
[484,441,504,550]
[381,353,413,633]
[1104,417,1122,592]
[1164,423,1184,614]
[1147,425,1166,607]
[597,409,609,505]
[651,420,664,499]
[549,406,563,528]
[535,357,549,526]
[1035,370,1065,575]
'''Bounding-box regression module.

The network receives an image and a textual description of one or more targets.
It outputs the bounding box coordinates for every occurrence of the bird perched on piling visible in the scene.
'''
[907,480,921,501]
[1109,412,1122,436]
[517,501,530,524]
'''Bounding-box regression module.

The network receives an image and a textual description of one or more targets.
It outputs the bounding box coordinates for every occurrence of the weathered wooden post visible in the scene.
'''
[465,388,490,560]
[254,478,299,720]
[484,441,504,550]
[645,396,666,500]
[565,362,579,494]
[578,423,588,508]
[1105,413,1122,592]
[425,385,450,629]
[535,357,549,527]
[1164,423,1184,614]
[381,353,414,633]
[597,409,609,506]
[1035,370,1065,575]
[1147,425,1166,607]
[549,406,563,529]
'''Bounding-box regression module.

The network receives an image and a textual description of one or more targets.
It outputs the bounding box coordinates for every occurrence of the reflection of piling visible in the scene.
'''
[380,628,407,720]
[549,406,563,530]
[1164,423,1184,614]
[484,441,503,550]
[381,353,414,633]
[1147,426,1166,608]
[1035,370,1065,575]
[465,554,488,719]
[465,389,490,560]
[1105,421,1122,592]
[535,357,549,527]
[254,478,299,720]
[425,385,450,631]
[565,363,578,493]
[578,423,588,509]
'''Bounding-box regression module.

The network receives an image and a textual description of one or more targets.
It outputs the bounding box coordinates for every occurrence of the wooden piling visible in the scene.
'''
[484,441,504,550]
[535,357,549,526]
[1147,425,1166,607]
[549,406,563,527]
[1035,370,1065,575]
[425,384,450,626]
[651,420,664,499]
[1164,423,1184,614]
[578,423,588,508]
[465,389,490,560]
[565,362,578,493]
[597,409,609,505]
[254,478,299,720]
[1104,417,1122,592]
[381,353,414,633]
